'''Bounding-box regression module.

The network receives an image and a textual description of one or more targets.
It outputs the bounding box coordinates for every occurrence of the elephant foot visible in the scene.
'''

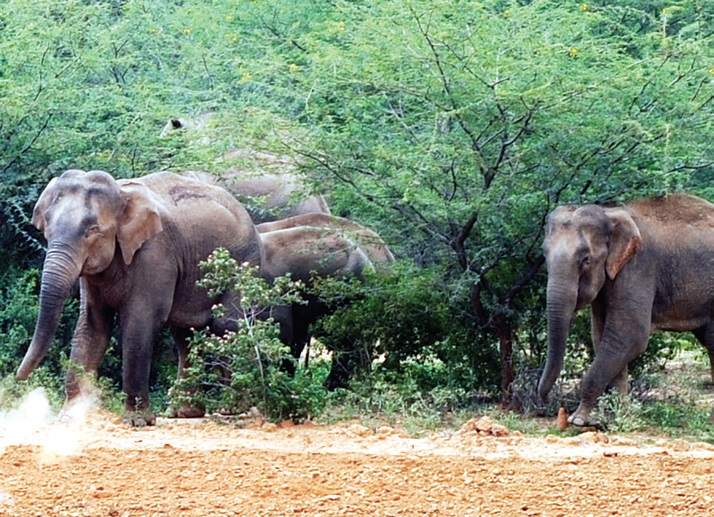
[122,410,156,427]
[567,406,599,428]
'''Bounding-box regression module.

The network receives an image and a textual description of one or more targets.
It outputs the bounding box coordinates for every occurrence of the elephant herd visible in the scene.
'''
[17,163,392,425]
[14,116,714,428]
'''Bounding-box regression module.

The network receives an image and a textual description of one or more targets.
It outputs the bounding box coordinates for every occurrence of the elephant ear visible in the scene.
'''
[31,177,59,232]
[605,208,642,280]
[117,181,164,266]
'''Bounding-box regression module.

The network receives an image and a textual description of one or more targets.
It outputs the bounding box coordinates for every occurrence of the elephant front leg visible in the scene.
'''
[571,349,645,427]
[65,299,114,403]
[120,308,164,427]
[571,309,650,427]
[591,298,629,397]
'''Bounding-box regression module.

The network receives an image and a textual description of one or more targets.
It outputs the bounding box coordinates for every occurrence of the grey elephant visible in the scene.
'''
[538,194,714,427]
[256,213,395,266]
[18,169,262,425]
[260,215,394,388]
[160,113,330,222]
[181,170,330,224]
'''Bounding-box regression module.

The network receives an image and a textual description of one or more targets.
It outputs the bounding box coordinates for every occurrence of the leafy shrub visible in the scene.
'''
[593,392,646,433]
[312,262,501,396]
[169,248,327,421]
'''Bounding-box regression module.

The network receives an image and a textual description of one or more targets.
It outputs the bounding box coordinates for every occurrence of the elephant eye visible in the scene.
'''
[85,225,102,238]
[580,255,591,268]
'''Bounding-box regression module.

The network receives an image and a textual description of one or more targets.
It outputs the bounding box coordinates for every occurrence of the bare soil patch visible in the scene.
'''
[1,416,713,516]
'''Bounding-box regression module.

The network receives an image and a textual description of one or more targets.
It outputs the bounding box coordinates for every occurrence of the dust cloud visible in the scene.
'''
[0,387,97,463]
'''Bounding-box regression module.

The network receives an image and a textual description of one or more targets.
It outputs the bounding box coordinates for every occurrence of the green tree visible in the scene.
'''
[272,0,712,401]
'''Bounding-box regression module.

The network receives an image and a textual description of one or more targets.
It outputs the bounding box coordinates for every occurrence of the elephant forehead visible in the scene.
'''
[573,204,607,220]
[548,205,608,232]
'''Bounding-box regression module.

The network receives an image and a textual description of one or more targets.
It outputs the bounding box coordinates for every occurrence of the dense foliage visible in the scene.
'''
[1,1,712,414]
[169,249,326,421]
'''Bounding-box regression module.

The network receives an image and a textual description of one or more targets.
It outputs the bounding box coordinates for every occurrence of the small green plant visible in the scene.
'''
[593,392,645,433]
[169,248,327,422]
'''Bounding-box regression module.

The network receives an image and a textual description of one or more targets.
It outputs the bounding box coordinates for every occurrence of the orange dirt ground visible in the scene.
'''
[1,417,713,516]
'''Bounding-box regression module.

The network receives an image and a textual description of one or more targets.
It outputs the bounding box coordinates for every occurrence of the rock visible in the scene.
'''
[376,426,394,436]
[490,424,509,437]
[458,416,508,437]
[475,416,494,433]
[348,424,372,437]
[458,419,478,434]
[261,422,277,432]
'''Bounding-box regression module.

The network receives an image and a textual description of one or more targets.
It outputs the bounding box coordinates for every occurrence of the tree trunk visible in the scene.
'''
[494,318,514,408]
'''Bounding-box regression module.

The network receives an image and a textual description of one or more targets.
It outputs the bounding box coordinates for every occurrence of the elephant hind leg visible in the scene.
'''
[693,325,714,385]
[170,327,205,419]
[324,342,371,391]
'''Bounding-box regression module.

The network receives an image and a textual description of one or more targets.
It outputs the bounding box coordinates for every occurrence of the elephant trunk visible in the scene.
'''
[537,268,578,402]
[16,244,80,380]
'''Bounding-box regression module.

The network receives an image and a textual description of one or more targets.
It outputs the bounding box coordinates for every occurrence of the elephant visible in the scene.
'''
[159,113,215,138]
[256,213,395,266]
[17,169,262,426]
[538,193,714,427]
[260,217,394,389]
[160,113,330,223]
[180,170,330,224]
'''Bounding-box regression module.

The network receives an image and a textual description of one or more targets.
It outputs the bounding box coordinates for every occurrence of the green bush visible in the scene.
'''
[169,248,327,421]
[312,262,500,396]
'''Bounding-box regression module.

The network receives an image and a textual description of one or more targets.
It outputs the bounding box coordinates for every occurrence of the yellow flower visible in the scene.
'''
[182,27,192,35]
[709,67,714,76]
[336,21,345,32]
[568,47,579,58]
[580,3,589,12]
[288,63,300,74]
[240,72,253,83]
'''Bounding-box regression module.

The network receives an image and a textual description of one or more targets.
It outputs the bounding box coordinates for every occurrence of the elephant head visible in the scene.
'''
[537,204,641,401]
[159,112,214,138]
[16,169,163,380]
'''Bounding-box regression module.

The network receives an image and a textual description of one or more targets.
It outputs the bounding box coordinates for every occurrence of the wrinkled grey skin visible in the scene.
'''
[160,114,330,223]
[539,194,714,427]
[257,213,395,266]
[261,218,394,389]
[181,170,330,224]
[20,170,262,426]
